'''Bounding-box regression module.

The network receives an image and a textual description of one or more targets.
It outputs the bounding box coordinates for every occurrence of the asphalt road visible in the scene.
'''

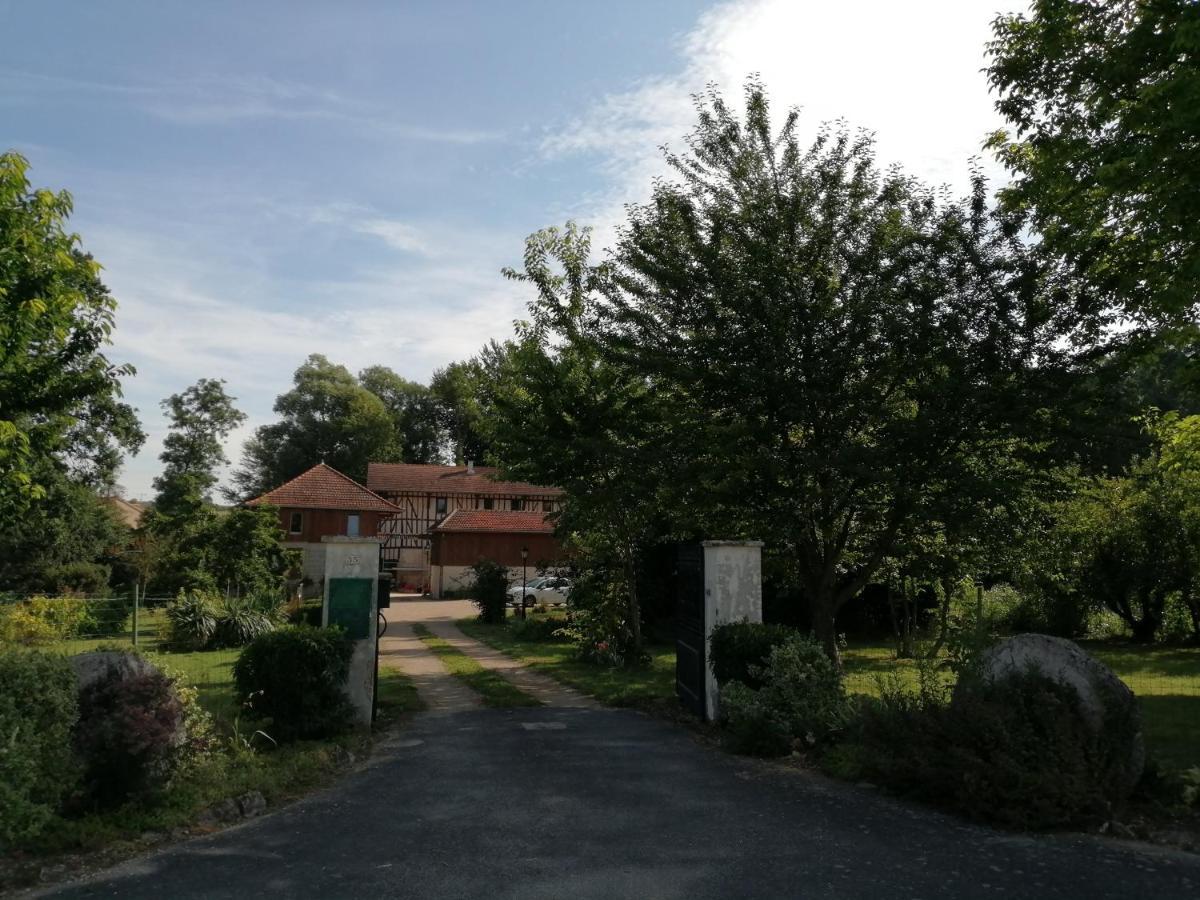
[46,707,1200,899]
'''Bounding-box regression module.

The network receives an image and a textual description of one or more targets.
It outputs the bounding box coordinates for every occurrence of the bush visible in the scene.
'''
[212,592,284,648]
[165,590,218,650]
[0,596,89,645]
[79,595,132,637]
[709,621,799,688]
[469,559,509,625]
[233,625,354,741]
[853,667,1138,829]
[74,667,186,805]
[0,649,79,845]
[45,561,111,596]
[508,614,564,642]
[288,600,324,628]
[719,635,849,756]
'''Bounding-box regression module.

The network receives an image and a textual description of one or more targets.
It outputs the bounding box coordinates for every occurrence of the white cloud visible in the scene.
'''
[543,0,1026,252]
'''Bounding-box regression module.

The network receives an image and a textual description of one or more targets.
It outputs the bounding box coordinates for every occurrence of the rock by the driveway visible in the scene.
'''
[195,798,240,827]
[236,791,266,819]
[69,650,162,693]
[959,633,1145,796]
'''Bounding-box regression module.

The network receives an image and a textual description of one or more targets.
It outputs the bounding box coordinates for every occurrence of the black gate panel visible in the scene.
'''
[674,543,706,717]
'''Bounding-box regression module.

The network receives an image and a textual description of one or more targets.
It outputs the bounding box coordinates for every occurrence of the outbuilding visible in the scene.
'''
[429,509,562,598]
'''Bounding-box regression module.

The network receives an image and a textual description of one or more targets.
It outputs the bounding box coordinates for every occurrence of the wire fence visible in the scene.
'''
[0,591,241,725]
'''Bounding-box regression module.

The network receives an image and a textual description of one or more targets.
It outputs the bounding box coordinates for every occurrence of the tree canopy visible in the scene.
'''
[153,378,245,518]
[986,0,1200,326]
[0,151,142,511]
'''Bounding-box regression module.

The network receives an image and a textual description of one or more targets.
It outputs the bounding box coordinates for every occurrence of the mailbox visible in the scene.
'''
[377,572,392,609]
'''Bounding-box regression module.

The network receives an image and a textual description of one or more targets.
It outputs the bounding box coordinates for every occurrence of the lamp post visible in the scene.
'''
[520,545,529,621]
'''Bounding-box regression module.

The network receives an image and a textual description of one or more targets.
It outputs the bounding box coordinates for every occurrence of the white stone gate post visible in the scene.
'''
[702,540,763,721]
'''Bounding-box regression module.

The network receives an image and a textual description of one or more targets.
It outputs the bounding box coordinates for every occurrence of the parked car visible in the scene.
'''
[506,575,570,608]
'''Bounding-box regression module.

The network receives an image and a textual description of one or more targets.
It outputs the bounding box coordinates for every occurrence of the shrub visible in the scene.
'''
[233,625,354,741]
[0,596,89,644]
[709,621,799,688]
[719,635,849,756]
[0,649,79,846]
[79,595,132,637]
[74,666,185,804]
[508,614,564,642]
[853,667,1138,829]
[165,590,218,650]
[469,559,509,625]
[288,600,324,628]
[45,561,112,596]
[212,591,284,648]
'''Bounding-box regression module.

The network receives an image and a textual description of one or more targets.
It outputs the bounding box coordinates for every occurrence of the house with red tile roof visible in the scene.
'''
[247,463,401,595]
[367,461,563,591]
[429,508,563,597]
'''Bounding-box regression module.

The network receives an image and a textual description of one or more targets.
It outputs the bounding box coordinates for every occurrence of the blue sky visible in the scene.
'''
[1,0,1022,497]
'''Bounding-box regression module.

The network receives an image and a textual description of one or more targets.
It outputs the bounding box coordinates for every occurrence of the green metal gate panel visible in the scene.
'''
[328,577,373,640]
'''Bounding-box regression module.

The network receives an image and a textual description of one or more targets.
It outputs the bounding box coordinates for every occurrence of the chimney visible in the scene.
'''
[466,460,475,475]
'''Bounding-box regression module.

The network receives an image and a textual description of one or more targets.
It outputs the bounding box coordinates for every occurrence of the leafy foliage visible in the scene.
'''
[987,0,1200,325]
[231,355,397,497]
[233,625,354,741]
[164,590,219,650]
[0,649,79,845]
[74,667,185,805]
[0,152,143,512]
[0,596,89,644]
[709,622,801,689]
[853,667,1141,829]
[211,591,284,648]
[358,365,444,463]
[153,379,246,519]
[718,635,849,756]
[468,558,510,624]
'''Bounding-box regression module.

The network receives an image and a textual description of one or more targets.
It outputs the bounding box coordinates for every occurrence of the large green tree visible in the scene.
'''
[358,365,444,463]
[429,353,505,465]
[153,379,245,518]
[0,151,142,509]
[232,354,395,497]
[598,84,1072,664]
[986,0,1200,326]
[491,223,668,656]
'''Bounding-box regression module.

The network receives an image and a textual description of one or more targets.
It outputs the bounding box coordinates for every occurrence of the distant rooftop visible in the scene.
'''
[248,463,400,513]
[432,509,556,534]
[367,462,562,497]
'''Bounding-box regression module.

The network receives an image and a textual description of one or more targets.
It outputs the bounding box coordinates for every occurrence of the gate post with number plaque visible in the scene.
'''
[322,536,381,727]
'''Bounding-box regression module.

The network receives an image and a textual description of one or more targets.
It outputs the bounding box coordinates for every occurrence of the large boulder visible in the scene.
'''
[69,650,162,693]
[956,633,1145,797]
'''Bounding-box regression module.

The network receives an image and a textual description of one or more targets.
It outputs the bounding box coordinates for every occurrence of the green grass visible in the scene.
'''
[376,666,426,721]
[411,623,540,708]
[457,618,675,708]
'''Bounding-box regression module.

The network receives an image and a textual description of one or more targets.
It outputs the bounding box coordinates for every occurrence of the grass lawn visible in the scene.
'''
[376,666,425,721]
[457,618,676,709]
[411,623,540,708]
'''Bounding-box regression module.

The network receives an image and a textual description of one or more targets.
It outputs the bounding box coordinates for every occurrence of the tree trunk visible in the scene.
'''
[927,574,955,658]
[811,593,843,671]
[623,554,643,658]
[1131,614,1160,643]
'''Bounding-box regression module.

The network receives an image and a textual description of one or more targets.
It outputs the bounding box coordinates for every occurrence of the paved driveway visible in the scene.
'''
[45,706,1200,899]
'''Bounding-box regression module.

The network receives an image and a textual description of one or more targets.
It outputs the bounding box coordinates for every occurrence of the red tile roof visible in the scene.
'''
[247,463,401,513]
[433,509,556,534]
[367,462,562,497]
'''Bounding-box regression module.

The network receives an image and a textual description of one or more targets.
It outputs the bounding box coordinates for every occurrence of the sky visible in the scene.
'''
[0,0,1024,499]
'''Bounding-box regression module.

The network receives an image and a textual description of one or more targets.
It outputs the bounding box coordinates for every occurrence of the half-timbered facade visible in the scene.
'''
[366,462,563,591]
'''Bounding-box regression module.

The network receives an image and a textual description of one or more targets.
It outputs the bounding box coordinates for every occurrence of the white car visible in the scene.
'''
[507,575,570,608]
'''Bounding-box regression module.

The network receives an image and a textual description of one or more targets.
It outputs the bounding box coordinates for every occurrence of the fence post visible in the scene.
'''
[132,583,139,648]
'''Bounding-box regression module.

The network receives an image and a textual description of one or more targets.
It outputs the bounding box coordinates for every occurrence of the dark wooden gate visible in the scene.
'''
[674,543,706,717]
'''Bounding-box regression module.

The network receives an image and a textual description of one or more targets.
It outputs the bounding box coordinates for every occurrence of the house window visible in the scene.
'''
[543,500,553,512]
[511,498,523,511]
[346,514,360,537]
[288,511,303,534]
[435,497,448,516]
[482,498,494,510]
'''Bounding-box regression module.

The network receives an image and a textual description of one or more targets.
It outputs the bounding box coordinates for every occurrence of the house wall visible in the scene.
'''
[430,531,561,568]
[275,508,388,544]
